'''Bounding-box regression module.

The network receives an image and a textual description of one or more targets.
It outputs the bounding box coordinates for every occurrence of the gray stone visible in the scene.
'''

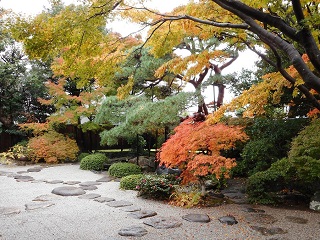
[25,202,55,210]
[78,193,101,199]
[79,181,102,186]
[80,185,98,190]
[245,213,277,224]
[120,206,141,212]
[128,210,157,219]
[285,216,308,224]
[143,216,182,229]
[14,175,34,181]
[128,156,155,172]
[46,180,64,184]
[52,186,86,196]
[310,191,320,211]
[33,194,63,202]
[17,171,28,174]
[94,197,115,203]
[218,215,238,225]
[0,207,21,215]
[0,171,13,176]
[106,200,133,208]
[96,176,114,182]
[118,226,148,237]
[63,181,81,185]
[182,214,210,223]
[27,167,42,172]
[243,207,265,213]
[7,173,20,178]
[250,226,288,236]
[16,178,33,182]
[31,180,47,183]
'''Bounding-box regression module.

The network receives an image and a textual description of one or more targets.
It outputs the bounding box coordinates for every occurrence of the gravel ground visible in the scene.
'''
[0,163,319,240]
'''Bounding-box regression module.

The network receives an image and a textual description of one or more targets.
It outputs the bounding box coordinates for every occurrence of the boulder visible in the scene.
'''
[310,191,320,211]
[128,156,155,172]
[156,164,181,175]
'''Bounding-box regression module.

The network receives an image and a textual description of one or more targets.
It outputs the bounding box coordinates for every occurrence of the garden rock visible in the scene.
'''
[52,186,86,196]
[128,156,155,172]
[128,210,157,219]
[0,207,21,215]
[182,214,210,223]
[63,181,81,185]
[243,207,265,213]
[96,176,114,182]
[33,194,63,202]
[310,191,320,211]
[245,213,277,224]
[94,197,115,203]
[79,181,102,186]
[143,216,182,229]
[118,226,148,237]
[46,180,64,184]
[80,185,98,190]
[13,175,34,181]
[106,200,133,208]
[156,165,181,175]
[78,193,101,199]
[120,206,141,212]
[250,226,288,236]
[27,167,42,172]
[285,216,308,224]
[25,202,55,210]
[218,215,238,225]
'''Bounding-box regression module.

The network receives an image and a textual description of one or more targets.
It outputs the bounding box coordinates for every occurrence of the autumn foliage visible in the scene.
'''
[158,119,248,184]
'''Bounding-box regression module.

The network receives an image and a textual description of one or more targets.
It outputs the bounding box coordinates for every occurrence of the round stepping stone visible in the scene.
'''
[250,226,288,236]
[16,178,34,182]
[78,193,101,199]
[106,200,133,208]
[243,207,265,213]
[52,186,86,196]
[143,216,182,229]
[118,226,148,237]
[80,185,98,190]
[285,216,308,224]
[46,180,64,184]
[25,202,55,210]
[120,206,141,212]
[182,214,210,223]
[94,197,115,203]
[14,175,34,181]
[17,171,28,174]
[33,194,63,202]
[128,210,157,219]
[218,215,238,225]
[0,207,21,215]
[79,181,102,186]
[27,167,42,172]
[63,181,81,185]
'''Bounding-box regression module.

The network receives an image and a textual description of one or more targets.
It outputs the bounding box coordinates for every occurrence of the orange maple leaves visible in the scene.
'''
[158,119,248,184]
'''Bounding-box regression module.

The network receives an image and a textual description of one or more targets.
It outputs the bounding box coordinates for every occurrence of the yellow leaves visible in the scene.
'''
[117,76,134,100]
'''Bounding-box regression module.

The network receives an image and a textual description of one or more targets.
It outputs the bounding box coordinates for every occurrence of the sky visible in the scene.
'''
[1,0,258,106]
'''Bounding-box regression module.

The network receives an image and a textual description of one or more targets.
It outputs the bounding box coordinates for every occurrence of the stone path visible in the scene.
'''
[0,165,316,239]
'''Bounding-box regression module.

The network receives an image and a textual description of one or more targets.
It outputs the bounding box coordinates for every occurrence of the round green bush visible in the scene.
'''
[80,153,108,171]
[78,152,90,161]
[108,162,142,178]
[120,174,143,190]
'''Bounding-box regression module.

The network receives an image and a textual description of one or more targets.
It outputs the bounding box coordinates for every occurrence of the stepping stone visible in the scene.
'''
[243,207,265,213]
[79,181,102,186]
[128,210,157,219]
[80,185,98,190]
[285,216,308,224]
[63,181,81,185]
[33,194,63,202]
[106,200,133,208]
[14,175,34,181]
[182,214,210,223]
[96,176,114,182]
[250,226,288,236]
[27,167,42,172]
[7,173,20,178]
[245,213,277,224]
[25,202,55,210]
[120,206,141,212]
[46,180,64,184]
[218,215,238,225]
[118,226,148,237]
[78,193,101,199]
[52,186,86,196]
[143,216,182,229]
[0,171,13,176]
[16,178,34,182]
[94,197,115,203]
[17,171,28,174]
[31,180,47,183]
[0,207,21,215]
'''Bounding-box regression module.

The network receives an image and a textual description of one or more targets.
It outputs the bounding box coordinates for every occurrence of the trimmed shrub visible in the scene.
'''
[120,174,143,190]
[108,162,142,178]
[28,131,79,163]
[78,152,90,161]
[80,153,108,171]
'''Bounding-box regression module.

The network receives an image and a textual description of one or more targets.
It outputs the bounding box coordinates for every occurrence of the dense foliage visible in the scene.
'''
[120,174,143,190]
[108,162,142,178]
[80,153,108,171]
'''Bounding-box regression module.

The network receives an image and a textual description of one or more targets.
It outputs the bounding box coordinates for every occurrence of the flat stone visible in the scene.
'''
[31,180,47,183]
[25,202,55,210]
[120,206,141,212]
[27,167,42,172]
[106,200,133,208]
[94,197,115,203]
[143,216,182,229]
[78,193,101,199]
[7,173,20,178]
[63,181,81,185]
[218,215,238,225]
[80,185,98,190]
[182,214,210,223]
[250,226,288,236]
[52,186,86,196]
[0,171,13,176]
[17,171,28,174]
[33,194,63,202]
[16,178,34,182]
[128,210,157,219]
[46,180,64,184]
[118,226,148,237]
[0,207,21,215]
[14,175,34,181]
[243,207,265,213]
[285,216,308,224]
[96,176,114,182]
[79,181,102,186]
[245,213,277,224]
